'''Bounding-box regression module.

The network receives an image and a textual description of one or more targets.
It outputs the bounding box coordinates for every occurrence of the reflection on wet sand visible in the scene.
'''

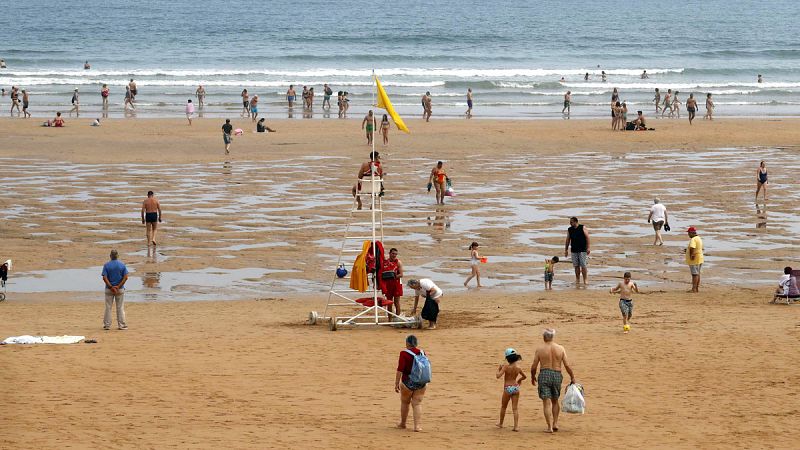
[756,203,767,229]
[2,146,800,298]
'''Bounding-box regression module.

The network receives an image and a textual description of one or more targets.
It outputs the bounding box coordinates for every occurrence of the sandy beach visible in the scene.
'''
[1,117,800,448]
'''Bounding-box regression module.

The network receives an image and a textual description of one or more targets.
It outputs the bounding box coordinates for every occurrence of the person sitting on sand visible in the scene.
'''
[91,118,101,127]
[633,110,647,130]
[773,266,800,303]
[50,112,65,127]
[531,328,576,433]
[496,348,527,431]
[395,334,428,432]
[256,118,276,133]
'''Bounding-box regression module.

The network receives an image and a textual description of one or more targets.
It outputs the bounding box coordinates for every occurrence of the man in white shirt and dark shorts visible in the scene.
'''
[647,198,669,246]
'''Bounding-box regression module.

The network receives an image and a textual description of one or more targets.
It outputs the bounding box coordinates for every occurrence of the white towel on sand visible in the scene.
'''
[2,335,85,345]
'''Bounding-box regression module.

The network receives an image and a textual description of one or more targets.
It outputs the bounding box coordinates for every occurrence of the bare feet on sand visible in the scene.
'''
[414,427,422,432]
[395,423,406,429]
[496,423,503,428]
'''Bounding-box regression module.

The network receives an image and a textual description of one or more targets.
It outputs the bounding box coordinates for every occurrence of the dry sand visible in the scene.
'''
[1,117,799,448]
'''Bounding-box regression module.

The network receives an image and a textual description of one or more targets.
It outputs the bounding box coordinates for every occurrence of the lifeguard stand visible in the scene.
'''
[308,164,418,331]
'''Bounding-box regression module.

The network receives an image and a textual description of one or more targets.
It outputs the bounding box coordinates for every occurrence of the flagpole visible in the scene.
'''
[371,69,378,314]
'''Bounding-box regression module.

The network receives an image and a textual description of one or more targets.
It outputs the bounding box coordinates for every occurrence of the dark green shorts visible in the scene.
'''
[537,368,563,400]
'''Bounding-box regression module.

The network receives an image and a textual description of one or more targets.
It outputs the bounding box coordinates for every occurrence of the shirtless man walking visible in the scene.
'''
[531,328,576,433]
[421,92,432,122]
[141,191,162,247]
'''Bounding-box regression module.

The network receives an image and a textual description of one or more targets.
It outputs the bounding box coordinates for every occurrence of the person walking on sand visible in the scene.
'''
[562,90,571,115]
[185,99,194,125]
[301,86,309,109]
[686,93,698,124]
[422,92,432,122]
[141,190,162,247]
[287,85,296,108]
[69,88,80,116]
[240,89,250,117]
[395,334,429,432]
[362,110,376,145]
[381,248,405,316]
[222,119,233,155]
[531,328,576,433]
[685,226,704,293]
[565,217,590,285]
[647,198,669,246]
[21,89,30,118]
[496,348,527,431]
[704,93,714,120]
[661,89,672,118]
[654,88,661,114]
[9,86,20,115]
[671,91,681,119]
[101,84,110,109]
[464,241,483,287]
[380,114,391,145]
[195,85,206,107]
[101,249,129,330]
[408,278,443,329]
[756,160,768,202]
[466,88,473,118]
[428,161,448,205]
[610,272,639,333]
[250,95,259,122]
[323,83,333,109]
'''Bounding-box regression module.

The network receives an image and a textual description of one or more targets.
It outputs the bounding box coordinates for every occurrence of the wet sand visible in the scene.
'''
[1,117,800,448]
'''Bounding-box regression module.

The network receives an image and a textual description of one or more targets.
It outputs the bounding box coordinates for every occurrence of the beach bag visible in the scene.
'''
[444,177,455,197]
[420,294,439,322]
[381,270,396,280]
[336,264,348,278]
[562,383,585,414]
[404,349,432,384]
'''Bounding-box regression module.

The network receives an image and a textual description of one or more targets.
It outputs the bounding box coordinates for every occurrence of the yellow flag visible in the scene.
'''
[375,75,410,133]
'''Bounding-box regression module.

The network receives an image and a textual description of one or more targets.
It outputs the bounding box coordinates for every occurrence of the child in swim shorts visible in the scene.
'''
[610,271,639,333]
[496,348,527,431]
[544,256,559,290]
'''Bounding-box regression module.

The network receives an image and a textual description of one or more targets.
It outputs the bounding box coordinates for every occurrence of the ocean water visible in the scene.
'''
[1,0,799,119]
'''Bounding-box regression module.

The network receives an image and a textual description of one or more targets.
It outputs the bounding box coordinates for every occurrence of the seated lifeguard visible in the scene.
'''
[352,151,384,210]
[773,266,800,303]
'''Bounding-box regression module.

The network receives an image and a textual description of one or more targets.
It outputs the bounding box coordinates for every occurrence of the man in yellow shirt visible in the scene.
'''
[685,227,704,293]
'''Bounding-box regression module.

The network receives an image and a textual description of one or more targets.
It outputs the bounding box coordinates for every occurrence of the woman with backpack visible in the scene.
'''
[395,334,430,432]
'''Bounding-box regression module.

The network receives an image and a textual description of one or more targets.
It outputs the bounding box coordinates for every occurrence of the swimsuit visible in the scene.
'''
[145,212,158,223]
[504,384,520,395]
[619,298,633,317]
[288,95,295,102]
[366,123,374,133]
[759,169,768,184]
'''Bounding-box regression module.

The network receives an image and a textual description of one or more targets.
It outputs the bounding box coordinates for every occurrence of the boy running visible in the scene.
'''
[610,271,639,333]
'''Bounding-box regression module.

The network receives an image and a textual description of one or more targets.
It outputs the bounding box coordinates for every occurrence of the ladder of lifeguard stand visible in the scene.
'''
[309,168,417,330]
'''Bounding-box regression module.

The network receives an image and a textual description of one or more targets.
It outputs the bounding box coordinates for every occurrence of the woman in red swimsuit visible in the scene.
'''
[380,248,404,316]
[428,161,447,205]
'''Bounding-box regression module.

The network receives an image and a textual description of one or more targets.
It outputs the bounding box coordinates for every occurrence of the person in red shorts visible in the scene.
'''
[380,248,404,316]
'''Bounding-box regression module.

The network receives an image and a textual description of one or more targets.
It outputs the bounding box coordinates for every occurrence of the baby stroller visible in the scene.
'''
[0,260,10,302]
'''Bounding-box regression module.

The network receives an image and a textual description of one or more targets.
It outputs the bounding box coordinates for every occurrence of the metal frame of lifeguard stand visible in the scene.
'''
[308,73,419,331]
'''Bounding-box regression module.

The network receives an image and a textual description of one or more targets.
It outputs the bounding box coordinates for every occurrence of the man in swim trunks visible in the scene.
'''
[362,110,376,145]
[564,217,590,284]
[128,79,137,99]
[222,119,233,154]
[21,89,30,118]
[531,328,576,433]
[287,85,296,108]
[141,190,162,247]
[323,84,332,109]
[421,92,432,122]
[562,90,571,115]
[466,88,473,118]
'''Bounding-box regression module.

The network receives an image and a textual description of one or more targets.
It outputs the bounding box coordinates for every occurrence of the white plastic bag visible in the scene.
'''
[562,383,585,414]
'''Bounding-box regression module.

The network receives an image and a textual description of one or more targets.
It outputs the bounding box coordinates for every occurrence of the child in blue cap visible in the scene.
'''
[496,348,527,431]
